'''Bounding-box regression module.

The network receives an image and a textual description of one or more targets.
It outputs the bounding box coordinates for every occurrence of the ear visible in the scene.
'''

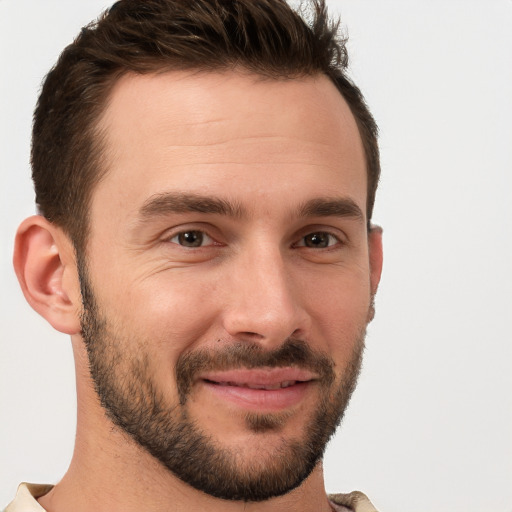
[367,224,383,322]
[368,224,383,295]
[13,215,82,335]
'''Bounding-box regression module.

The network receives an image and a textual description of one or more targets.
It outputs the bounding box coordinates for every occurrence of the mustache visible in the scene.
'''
[175,338,336,403]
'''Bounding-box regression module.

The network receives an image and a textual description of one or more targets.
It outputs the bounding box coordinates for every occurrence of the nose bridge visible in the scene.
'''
[222,241,306,344]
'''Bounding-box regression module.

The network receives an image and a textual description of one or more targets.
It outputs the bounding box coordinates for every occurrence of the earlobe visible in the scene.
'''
[13,215,82,335]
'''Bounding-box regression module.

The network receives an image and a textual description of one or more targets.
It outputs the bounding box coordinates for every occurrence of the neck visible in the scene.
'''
[39,431,332,512]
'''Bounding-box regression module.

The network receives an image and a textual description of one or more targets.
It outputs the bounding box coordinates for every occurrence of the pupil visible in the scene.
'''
[305,233,328,248]
[179,231,203,247]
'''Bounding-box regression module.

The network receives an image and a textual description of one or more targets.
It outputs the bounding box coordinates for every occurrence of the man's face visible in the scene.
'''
[80,71,379,501]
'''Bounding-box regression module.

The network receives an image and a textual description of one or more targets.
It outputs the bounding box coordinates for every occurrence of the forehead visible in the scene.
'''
[93,70,366,224]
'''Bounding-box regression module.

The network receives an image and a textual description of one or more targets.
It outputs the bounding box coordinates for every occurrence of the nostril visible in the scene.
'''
[239,331,264,340]
[290,328,303,339]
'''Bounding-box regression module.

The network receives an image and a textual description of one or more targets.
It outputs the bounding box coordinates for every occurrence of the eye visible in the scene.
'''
[296,232,340,249]
[169,230,214,248]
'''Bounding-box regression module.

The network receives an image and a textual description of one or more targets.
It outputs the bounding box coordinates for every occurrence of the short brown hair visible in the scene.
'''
[32,0,380,254]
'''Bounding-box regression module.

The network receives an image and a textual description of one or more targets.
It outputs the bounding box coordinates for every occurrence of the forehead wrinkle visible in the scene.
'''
[138,192,246,221]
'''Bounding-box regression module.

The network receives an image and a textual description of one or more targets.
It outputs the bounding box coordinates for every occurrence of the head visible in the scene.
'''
[15,0,383,504]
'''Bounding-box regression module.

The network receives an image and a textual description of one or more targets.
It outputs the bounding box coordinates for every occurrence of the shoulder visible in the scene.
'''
[3,483,53,512]
[329,490,379,512]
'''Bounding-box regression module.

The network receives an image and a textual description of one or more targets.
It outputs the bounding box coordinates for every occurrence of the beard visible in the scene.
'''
[78,261,366,502]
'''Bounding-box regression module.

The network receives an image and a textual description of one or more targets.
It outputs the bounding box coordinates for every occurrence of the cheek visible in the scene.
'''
[305,269,371,355]
[100,268,222,352]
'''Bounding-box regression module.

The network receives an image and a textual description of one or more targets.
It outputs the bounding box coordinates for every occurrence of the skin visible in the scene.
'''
[14,70,383,512]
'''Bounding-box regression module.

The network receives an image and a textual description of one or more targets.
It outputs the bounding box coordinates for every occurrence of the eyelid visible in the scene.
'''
[294,232,341,248]
[293,226,347,247]
[162,224,222,247]
[169,230,214,247]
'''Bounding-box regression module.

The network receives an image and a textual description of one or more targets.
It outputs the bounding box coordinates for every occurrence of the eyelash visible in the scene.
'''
[293,232,342,249]
[168,230,217,248]
[166,229,343,249]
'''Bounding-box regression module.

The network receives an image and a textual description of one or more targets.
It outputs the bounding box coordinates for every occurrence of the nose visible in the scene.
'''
[220,245,310,347]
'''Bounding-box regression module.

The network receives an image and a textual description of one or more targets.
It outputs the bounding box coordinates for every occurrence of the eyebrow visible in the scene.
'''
[297,197,365,222]
[137,192,364,224]
[138,192,245,220]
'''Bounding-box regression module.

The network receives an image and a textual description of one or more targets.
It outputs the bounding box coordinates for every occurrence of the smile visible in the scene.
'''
[207,380,299,390]
[199,368,316,411]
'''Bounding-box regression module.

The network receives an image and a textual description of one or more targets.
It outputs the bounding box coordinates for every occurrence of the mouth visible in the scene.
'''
[198,368,317,411]
[207,379,300,390]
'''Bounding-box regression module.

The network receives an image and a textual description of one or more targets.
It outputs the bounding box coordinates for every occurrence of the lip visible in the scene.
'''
[199,367,317,412]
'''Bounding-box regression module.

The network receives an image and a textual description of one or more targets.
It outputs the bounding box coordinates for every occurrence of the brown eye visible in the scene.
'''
[171,230,210,247]
[301,232,338,248]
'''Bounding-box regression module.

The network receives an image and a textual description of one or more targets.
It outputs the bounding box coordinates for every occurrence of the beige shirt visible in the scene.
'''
[4,483,378,512]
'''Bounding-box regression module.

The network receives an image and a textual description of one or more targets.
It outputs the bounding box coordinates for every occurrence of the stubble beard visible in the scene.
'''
[78,261,366,502]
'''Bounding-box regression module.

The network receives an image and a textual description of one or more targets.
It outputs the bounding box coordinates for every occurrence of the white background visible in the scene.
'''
[1,1,511,510]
